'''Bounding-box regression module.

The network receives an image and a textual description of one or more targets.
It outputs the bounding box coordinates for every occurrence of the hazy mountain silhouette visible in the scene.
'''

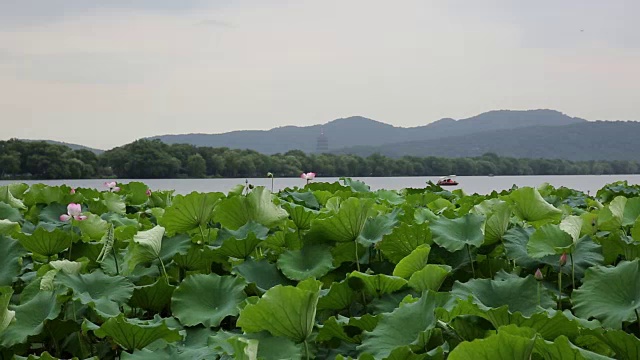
[150,109,586,154]
[333,121,640,161]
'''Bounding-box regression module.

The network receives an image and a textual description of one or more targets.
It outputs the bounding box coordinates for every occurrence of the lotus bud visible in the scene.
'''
[559,253,567,266]
[534,268,543,281]
[70,188,76,195]
[146,188,152,197]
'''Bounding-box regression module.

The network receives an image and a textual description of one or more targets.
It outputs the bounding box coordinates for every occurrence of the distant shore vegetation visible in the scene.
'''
[1,138,639,180]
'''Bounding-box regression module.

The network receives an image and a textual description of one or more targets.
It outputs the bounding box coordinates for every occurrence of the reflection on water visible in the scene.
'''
[2,175,639,195]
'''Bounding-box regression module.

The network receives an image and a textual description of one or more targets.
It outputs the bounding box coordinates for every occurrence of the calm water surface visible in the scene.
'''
[1,175,639,195]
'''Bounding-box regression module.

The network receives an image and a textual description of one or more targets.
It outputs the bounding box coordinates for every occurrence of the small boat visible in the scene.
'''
[437,175,458,186]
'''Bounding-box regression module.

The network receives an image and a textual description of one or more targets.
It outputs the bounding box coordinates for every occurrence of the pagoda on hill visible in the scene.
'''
[316,128,329,153]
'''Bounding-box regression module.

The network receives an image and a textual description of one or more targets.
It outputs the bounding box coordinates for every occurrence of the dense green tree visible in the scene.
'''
[186,154,207,178]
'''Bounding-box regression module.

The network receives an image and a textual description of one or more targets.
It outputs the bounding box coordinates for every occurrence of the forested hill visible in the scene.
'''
[149,109,586,154]
[332,121,640,161]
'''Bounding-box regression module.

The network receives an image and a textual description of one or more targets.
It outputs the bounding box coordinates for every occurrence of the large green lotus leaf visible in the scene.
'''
[56,271,134,317]
[379,222,432,263]
[560,215,584,243]
[526,224,574,258]
[347,272,407,297]
[451,274,554,316]
[158,233,192,264]
[357,209,401,247]
[102,191,126,214]
[0,185,26,209]
[37,203,67,224]
[209,331,303,360]
[0,202,22,222]
[214,187,288,230]
[316,316,357,343]
[317,279,356,311]
[214,221,269,259]
[21,184,64,206]
[632,218,640,242]
[357,292,438,359]
[444,300,584,341]
[509,187,562,225]
[306,197,375,243]
[159,192,223,235]
[75,213,109,241]
[538,236,604,279]
[0,286,15,333]
[376,189,405,205]
[572,260,640,329]
[392,244,431,279]
[125,226,165,273]
[121,346,217,360]
[277,244,335,281]
[622,197,640,226]
[283,202,319,230]
[130,278,176,313]
[431,213,485,252]
[413,207,439,224]
[598,196,626,231]
[121,181,152,206]
[234,258,294,292]
[236,278,322,342]
[407,264,451,292]
[600,231,640,265]
[0,219,19,236]
[171,273,247,327]
[0,291,61,347]
[598,329,640,360]
[15,227,71,257]
[281,190,320,209]
[471,198,511,245]
[503,226,565,270]
[94,314,182,351]
[448,325,536,360]
[534,335,614,360]
[173,246,218,272]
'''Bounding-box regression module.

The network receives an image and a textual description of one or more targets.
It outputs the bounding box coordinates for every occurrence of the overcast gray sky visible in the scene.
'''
[1,0,638,149]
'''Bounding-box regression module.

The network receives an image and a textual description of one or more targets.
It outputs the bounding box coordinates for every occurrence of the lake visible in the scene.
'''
[1,175,639,195]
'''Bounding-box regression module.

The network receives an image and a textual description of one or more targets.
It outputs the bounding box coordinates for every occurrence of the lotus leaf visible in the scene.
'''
[431,213,485,252]
[0,291,61,348]
[214,187,288,230]
[15,227,71,257]
[171,273,247,327]
[572,260,640,329]
[237,278,322,342]
[94,314,182,351]
[159,191,223,235]
[277,244,335,281]
[509,187,562,225]
[56,271,134,317]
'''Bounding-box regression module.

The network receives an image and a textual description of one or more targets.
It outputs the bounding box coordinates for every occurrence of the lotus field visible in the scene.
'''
[2,179,640,359]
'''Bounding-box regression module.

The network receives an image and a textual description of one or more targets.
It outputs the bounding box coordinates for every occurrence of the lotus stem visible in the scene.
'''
[570,253,575,290]
[467,244,475,278]
[537,282,541,307]
[159,257,170,285]
[557,271,562,310]
[355,243,361,272]
[68,222,75,259]
[112,247,119,276]
[304,339,310,360]
[199,225,206,242]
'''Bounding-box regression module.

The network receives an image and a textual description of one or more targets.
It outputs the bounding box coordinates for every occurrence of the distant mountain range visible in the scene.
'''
[24,109,640,161]
[150,109,587,154]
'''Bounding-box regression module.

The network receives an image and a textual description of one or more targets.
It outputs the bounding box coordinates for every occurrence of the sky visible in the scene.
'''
[0,0,638,149]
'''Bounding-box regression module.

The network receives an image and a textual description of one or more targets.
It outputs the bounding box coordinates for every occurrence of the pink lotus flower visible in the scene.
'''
[146,188,152,197]
[300,172,316,184]
[104,181,120,192]
[559,253,567,267]
[59,203,87,222]
[70,188,76,195]
[534,268,543,281]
